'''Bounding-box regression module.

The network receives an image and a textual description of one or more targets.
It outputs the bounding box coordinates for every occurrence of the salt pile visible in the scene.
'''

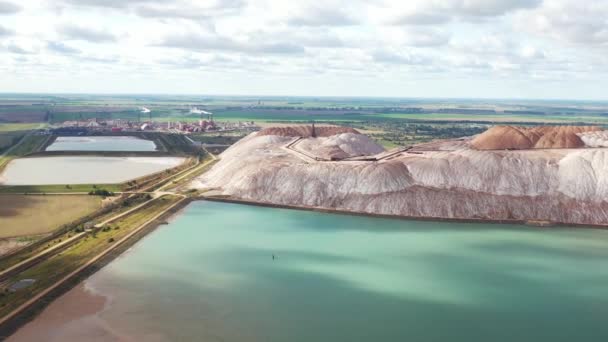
[193,125,608,226]
[471,125,600,150]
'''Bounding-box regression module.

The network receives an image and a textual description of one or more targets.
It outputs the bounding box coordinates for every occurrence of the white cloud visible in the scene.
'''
[0,1,20,14]
[134,0,245,20]
[374,0,542,25]
[2,40,37,54]
[0,24,14,36]
[0,0,606,99]
[47,41,80,55]
[59,24,117,42]
[59,0,151,9]
[401,28,450,47]
[444,0,542,17]
[155,32,306,55]
[372,49,431,65]
[516,0,608,46]
[287,7,358,26]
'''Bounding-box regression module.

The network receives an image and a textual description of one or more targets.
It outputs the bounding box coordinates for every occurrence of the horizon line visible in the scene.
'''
[0,92,607,103]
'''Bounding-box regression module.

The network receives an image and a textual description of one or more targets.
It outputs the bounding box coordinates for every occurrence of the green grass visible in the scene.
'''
[38,101,608,126]
[369,112,608,123]
[0,135,50,172]
[4,135,48,155]
[0,132,26,152]
[213,110,363,122]
[0,183,124,194]
[195,110,608,125]
[374,139,401,149]
[0,124,45,156]
[0,124,45,132]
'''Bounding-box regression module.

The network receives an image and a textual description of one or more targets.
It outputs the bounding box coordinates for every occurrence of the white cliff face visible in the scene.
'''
[558,150,608,201]
[193,130,608,226]
[579,131,608,147]
[402,149,561,197]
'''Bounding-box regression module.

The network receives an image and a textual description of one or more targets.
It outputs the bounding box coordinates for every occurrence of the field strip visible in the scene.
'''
[0,233,86,282]
[0,196,186,329]
[93,196,159,228]
[0,195,159,281]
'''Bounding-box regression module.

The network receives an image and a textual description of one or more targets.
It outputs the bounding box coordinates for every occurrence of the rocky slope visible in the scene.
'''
[193,126,608,226]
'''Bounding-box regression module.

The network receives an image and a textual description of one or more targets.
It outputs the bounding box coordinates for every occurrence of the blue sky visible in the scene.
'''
[0,0,607,99]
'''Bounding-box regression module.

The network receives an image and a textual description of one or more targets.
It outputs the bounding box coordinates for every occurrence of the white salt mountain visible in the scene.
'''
[579,130,608,147]
[193,126,608,226]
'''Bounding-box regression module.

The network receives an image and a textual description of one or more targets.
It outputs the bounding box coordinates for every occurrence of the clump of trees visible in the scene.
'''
[88,188,115,196]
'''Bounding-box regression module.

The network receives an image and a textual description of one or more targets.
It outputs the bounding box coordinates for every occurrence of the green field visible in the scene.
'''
[3,94,608,126]
[0,132,26,152]
[161,109,608,125]
[0,124,45,156]
[371,112,608,123]
[0,135,50,172]
[2,94,608,151]
[0,183,124,194]
[0,124,44,132]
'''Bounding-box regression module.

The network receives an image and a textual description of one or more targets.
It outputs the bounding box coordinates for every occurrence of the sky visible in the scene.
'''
[0,0,607,99]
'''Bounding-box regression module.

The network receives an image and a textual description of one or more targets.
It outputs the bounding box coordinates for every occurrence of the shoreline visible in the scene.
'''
[6,284,111,342]
[0,198,192,340]
[3,194,607,339]
[201,195,608,231]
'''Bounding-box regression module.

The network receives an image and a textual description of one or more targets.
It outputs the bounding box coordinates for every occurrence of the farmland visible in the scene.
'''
[0,183,123,194]
[3,94,608,125]
[0,135,50,173]
[1,94,608,150]
[0,195,182,318]
[0,195,101,238]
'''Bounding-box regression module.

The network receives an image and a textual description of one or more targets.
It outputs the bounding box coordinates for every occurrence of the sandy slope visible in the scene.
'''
[192,126,608,226]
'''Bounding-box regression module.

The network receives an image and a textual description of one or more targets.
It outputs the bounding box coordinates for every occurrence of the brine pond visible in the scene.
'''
[0,156,184,185]
[46,136,157,152]
[10,201,608,342]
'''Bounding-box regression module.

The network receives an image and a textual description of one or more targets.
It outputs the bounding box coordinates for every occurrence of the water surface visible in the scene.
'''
[79,201,608,341]
[0,156,184,185]
[46,136,157,152]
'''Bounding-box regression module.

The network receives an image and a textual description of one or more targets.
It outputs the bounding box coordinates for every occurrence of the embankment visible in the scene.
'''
[0,197,192,339]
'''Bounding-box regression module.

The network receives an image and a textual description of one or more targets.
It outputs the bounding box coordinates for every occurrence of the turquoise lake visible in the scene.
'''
[84,201,608,341]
